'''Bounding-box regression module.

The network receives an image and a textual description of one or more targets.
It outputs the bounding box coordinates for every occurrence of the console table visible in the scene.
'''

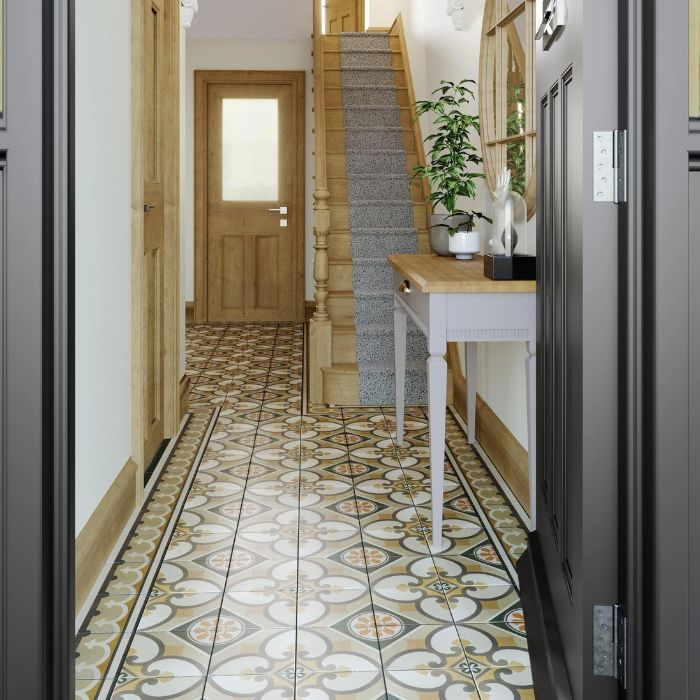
[389,254,536,551]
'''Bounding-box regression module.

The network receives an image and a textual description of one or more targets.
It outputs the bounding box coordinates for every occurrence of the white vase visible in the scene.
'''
[448,228,480,260]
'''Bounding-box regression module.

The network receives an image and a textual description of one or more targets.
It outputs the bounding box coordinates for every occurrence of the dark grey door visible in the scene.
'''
[518,1,623,698]
[0,1,72,698]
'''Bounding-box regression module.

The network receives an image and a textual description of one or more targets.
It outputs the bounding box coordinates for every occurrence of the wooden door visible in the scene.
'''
[517,1,624,698]
[142,0,166,464]
[325,0,362,34]
[196,72,305,323]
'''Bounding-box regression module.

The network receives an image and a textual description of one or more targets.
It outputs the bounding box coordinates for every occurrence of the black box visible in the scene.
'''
[484,254,536,281]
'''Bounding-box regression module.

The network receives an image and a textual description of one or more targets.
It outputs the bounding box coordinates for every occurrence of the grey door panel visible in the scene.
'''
[519,1,621,697]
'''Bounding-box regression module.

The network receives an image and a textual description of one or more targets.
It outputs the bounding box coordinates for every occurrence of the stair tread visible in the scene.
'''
[343,105,410,110]
[325,359,429,374]
[345,148,408,153]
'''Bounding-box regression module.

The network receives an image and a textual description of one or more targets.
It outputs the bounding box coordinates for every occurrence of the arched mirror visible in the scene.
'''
[479,0,536,219]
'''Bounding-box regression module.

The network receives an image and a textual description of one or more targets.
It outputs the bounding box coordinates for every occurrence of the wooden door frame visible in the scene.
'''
[131,0,181,485]
[321,0,365,33]
[194,70,306,324]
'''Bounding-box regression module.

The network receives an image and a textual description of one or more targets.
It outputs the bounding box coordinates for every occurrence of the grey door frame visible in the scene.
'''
[0,1,73,698]
[647,0,700,698]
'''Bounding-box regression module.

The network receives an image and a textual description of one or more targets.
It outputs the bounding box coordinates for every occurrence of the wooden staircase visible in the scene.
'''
[309,16,452,409]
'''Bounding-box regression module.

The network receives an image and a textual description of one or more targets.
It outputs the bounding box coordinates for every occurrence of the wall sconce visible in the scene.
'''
[446,0,465,31]
[181,0,199,29]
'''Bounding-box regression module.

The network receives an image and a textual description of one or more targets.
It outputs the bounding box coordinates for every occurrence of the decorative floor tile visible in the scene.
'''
[78,323,530,700]
[377,624,468,673]
[295,671,387,699]
[203,673,295,699]
[385,669,479,699]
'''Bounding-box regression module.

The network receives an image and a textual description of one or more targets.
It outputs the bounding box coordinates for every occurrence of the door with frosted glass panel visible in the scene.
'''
[203,74,304,322]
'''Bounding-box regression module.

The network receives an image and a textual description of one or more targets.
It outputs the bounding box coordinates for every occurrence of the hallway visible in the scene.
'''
[76,323,532,699]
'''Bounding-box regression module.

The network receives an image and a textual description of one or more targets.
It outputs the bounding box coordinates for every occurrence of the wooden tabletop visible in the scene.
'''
[388,254,536,294]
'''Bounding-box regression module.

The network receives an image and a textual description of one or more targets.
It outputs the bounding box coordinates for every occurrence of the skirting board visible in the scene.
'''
[75,458,138,610]
[180,374,191,419]
[185,301,194,325]
[449,345,530,512]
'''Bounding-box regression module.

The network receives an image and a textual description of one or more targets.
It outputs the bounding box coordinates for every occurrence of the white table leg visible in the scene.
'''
[428,354,447,552]
[526,339,536,531]
[465,342,477,444]
[394,298,407,447]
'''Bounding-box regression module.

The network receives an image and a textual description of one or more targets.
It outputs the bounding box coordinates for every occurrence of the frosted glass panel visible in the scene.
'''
[222,98,279,201]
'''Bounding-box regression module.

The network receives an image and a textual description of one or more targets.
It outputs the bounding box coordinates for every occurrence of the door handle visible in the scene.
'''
[268,206,288,214]
[144,203,156,213]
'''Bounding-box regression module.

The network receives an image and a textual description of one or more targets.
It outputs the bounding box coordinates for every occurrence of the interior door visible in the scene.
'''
[518,1,624,698]
[325,0,361,33]
[142,0,166,464]
[204,78,303,322]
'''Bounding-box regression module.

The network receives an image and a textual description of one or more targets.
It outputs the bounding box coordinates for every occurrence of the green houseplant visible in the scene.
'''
[410,79,491,259]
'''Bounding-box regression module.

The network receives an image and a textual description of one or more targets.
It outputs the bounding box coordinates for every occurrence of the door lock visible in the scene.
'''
[268,206,288,215]
[144,203,156,213]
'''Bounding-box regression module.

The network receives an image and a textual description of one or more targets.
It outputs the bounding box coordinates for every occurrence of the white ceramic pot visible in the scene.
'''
[448,228,480,260]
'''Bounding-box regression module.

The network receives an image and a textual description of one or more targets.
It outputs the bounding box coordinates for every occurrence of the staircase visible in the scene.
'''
[310,18,452,408]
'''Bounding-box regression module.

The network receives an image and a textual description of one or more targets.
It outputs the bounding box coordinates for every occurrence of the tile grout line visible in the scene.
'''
[339,406,388,700]
[97,405,221,700]
[201,322,282,693]
[446,405,530,532]
[381,406,488,697]
[419,406,521,588]
[293,323,303,700]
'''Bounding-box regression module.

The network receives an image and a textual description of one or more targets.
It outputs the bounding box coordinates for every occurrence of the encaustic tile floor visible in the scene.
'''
[75,323,532,700]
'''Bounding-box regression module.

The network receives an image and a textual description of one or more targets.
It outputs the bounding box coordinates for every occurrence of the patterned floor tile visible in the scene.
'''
[221,589,298,628]
[385,669,479,699]
[296,671,387,699]
[78,323,530,700]
[203,673,295,699]
[208,626,297,677]
[377,624,468,673]
[296,624,382,674]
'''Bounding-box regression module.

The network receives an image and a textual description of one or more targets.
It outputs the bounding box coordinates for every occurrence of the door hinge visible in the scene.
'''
[593,604,627,689]
[593,129,627,203]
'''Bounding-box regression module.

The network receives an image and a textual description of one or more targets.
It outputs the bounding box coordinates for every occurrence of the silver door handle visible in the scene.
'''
[268,206,288,214]
[144,203,156,212]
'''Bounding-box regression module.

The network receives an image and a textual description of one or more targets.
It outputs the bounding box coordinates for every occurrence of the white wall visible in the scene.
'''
[183,39,315,301]
[180,27,187,378]
[368,0,531,448]
[75,1,132,534]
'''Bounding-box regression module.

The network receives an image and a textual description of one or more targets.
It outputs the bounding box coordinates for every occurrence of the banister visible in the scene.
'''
[312,0,330,323]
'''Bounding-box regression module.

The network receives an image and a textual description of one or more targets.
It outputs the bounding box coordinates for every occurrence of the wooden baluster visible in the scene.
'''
[309,0,333,409]
[312,187,331,322]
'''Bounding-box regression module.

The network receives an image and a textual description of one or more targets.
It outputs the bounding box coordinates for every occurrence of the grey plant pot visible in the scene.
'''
[429,225,451,256]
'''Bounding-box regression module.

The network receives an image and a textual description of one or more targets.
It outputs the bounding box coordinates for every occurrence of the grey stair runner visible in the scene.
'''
[340,32,428,405]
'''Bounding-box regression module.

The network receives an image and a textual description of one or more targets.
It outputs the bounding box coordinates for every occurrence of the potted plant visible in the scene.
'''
[410,79,491,259]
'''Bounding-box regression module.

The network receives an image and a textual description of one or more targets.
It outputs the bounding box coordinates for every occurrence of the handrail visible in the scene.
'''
[312,0,330,322]
[390,14,431,213]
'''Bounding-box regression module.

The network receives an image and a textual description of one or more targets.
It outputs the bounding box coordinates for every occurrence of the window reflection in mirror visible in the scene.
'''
[506,12,526,195]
